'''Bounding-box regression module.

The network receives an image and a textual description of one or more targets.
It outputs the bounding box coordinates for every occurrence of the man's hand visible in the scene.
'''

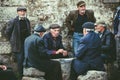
[0,65,7,70]
[56,49,64,54]
[62,50,68,56]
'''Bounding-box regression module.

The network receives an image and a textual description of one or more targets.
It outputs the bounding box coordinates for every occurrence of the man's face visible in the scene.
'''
[77,5,86,15]
[17,10,26,18]
[50,28,60,37]
[95,24,104,32]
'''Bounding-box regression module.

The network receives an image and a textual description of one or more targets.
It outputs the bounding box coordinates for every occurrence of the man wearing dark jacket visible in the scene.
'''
[43,24,68,59]
[24,24,63,80]
[70,22,105,80]
[5,7,31,79]
[65,1,96,55]
[95,21,116,63]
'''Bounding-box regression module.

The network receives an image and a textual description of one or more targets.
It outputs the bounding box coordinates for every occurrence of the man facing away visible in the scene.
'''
[5,7,31,79]
[65,1,96,55]
[24,24,63,80]
[70,22,105,80]
[43,24,68,59]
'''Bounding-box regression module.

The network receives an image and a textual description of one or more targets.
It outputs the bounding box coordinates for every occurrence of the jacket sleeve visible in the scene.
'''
[37,39,50,58]
[5,19,14,40]
[101,33,112,51]
[75,38,88,58]
[43,35,56,54]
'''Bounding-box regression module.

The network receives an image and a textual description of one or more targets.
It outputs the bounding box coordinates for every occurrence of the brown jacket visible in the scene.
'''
[65,10,96,35]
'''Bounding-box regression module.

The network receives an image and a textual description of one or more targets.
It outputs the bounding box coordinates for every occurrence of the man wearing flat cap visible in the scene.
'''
[43,24,68,59]
[24,24,63,80]
[65,1,96,55]
[5,6,31,79]
[70,22,105,80]
[95,21,116,64]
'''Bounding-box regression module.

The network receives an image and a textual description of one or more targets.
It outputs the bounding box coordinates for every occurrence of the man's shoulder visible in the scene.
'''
[86,9,94,14]
[69,10,78,14]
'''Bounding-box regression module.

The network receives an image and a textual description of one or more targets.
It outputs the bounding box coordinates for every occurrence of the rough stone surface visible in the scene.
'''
[77,70,107,80]
[23,67,45,80]
[22,77,45,80]
[23,67,45,77]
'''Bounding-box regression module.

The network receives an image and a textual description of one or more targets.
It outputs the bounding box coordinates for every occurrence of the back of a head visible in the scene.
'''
[34,24,46,32]
[82,22,95,30]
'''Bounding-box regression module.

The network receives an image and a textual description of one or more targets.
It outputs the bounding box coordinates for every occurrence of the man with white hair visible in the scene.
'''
[70,22,105,80]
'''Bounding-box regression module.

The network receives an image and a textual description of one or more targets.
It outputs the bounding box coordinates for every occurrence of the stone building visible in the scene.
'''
[0,0,120,80]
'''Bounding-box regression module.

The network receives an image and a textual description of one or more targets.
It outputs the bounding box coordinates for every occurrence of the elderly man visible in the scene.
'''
[70,22,105,80]
[5,7,31,79]
[65,1,96,55]
[43,24,68,59]
[95,21,116,63]
[24,24,62,80]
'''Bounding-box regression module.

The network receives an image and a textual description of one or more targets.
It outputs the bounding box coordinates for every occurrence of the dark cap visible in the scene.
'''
[49,24,60,29]
[17,7,27,11]
[34,24,46,32]
[77,1,86,7]
[82,22,95,29]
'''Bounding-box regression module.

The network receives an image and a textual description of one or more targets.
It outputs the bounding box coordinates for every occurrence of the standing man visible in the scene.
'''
[5,7,31,79]
[24,24,63,80]
[70,22,105,80]
[43,24,68,59]
[65,1,96,54]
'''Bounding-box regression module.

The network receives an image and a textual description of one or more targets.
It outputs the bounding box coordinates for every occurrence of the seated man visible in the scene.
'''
[43,24,68,59]
[24,24,63,80]
[0,62,17,80]
[70,22,105,80]
[95,21,116,63]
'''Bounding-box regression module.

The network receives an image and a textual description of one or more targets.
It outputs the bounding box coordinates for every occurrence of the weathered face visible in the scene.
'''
[50,28,60,37]
[17,10,26,17]
[95,24,104,32]
[77,5,86,15]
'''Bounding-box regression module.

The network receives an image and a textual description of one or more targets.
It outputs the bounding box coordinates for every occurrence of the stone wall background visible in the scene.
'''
[0,0,119,77]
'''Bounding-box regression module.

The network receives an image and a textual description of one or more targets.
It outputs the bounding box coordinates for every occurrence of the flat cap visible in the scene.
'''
[49,24,60,29]
[94,21,106,27]
[17,7,27,11]
[34,24,46,32]
[82,22,95,29]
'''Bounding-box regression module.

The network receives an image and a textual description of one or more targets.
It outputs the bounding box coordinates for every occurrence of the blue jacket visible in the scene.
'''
[74,31,104,71]
[24,34,49,68]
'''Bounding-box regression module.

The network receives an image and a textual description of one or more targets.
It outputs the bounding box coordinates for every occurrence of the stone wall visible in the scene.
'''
[0,0,120,80]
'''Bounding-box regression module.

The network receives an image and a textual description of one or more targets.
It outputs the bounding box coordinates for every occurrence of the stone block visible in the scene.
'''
[77,70,107,80]
[22,77,45,80]
[23,67,45,77]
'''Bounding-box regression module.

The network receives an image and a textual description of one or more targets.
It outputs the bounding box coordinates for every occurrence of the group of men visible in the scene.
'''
[0,1,117,80]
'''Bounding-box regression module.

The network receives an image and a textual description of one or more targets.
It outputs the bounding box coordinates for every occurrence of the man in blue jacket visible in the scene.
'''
[24,24,62,80]
[70,22,105,80]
